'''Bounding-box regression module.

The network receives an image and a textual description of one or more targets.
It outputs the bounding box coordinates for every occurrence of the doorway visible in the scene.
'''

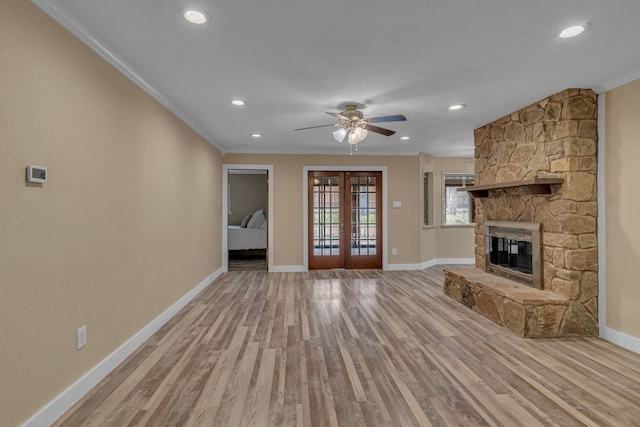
[308,171,382,270]
[222,164,274,272]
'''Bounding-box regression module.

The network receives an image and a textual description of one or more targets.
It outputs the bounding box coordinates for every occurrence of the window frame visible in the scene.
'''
[422,171,433,227]
[442,173,476,226]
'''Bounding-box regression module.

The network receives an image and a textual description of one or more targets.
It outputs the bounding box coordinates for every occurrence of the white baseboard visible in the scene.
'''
[22,268,223,427]
[272,259,475,273]
[420,259,438,269]
[603,327,640,355]
[23,261,638,427]
[385,263,424,271]
[272,265,305,272]
[388,258,474,271]
[436,258,475,265]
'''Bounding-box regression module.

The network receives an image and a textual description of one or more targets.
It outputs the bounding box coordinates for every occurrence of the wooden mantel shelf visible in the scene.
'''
[459,178,564,198]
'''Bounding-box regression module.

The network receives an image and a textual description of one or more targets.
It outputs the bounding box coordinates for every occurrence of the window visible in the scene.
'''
[443,173,475,225]
[423,171,433,226]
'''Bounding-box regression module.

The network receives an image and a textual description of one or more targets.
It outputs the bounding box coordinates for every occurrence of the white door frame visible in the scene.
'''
[222,164,274,272]
[303,165,388,271]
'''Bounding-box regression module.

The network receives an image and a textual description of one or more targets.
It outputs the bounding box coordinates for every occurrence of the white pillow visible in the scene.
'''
[240,213,252,228]
[246,209,266,228]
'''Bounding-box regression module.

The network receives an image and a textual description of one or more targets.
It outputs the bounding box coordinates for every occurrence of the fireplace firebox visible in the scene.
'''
[484,220,542,289]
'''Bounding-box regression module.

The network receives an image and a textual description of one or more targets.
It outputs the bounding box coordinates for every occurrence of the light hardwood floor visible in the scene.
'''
[55,266,640,426]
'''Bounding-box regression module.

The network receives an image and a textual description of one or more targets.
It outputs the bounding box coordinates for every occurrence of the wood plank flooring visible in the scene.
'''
[54,266,640,426]
[228,258,267,271]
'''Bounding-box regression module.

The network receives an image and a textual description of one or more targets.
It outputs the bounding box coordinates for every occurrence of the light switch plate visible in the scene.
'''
[76,325,87,350]
[392,201,402,208]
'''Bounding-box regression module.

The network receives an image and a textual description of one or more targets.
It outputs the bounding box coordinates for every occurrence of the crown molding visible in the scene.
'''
[594,67,640,93]
[31,0,221,151]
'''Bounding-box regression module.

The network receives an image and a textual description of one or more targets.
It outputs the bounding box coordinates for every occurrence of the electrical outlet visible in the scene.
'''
[205,257,209,267]
[76,325,87,350]
[392,248,398,256]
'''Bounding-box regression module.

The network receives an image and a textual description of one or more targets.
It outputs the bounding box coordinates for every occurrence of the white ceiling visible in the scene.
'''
[35,0,640,157]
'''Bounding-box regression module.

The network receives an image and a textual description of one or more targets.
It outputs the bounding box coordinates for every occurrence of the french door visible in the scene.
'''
[308,171,382,270]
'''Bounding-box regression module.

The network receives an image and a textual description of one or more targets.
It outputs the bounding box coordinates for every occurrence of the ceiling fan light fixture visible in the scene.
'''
[251,133,262,138]
[400,136,411,140]
[333,128,347,142]
[230,99,246,106]
[348,127,368,145]
[296,105,405,152]
[448,104,465,111]
[183,9,209,25]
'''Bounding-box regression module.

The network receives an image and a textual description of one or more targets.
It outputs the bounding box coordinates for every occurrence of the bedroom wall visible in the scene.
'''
[0,1,223,425]
[228,173,267,225]
[605,78,640,340]
[223,153,421,268]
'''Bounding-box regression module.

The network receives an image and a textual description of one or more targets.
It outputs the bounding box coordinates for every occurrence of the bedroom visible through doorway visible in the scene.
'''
[227,169,268,271]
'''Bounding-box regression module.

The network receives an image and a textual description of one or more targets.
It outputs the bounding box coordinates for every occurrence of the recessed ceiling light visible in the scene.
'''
[448,104,465,111]
[400,136,411,140]
[251,133,262,138]
[559,24,588,39]
[183,9,209,25]
[230,99,246,106]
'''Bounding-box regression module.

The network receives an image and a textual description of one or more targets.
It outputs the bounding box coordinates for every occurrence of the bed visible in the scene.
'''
[228,225,267,250]
[228,209,267,250]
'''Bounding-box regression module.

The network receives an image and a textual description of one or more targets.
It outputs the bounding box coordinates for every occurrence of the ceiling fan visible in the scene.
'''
[294,105,407,151]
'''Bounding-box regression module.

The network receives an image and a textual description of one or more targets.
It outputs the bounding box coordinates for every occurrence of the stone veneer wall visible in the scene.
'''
[473,88,598,336]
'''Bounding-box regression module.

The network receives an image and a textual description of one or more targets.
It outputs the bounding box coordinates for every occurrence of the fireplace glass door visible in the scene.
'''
[485,221,542,289]
[489,237,533,275]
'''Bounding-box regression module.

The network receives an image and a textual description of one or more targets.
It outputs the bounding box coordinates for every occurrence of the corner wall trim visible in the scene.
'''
[597,94,607,338]
[22,268,223,427]
[603,327,640,356]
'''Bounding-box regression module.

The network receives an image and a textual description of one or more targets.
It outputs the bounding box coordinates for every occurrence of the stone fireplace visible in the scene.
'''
[444,88,598,337]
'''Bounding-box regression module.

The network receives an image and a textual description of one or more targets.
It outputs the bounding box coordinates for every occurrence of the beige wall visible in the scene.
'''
[605,79,640,338]
[0,1,222,425]
[419,154,475,262]
[228,173,267,224]
[224,153,475,268]
[223,154,421,266]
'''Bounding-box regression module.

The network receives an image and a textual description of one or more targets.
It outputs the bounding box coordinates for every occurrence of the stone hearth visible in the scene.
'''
[444,268,569,337]
[444,88,598,337]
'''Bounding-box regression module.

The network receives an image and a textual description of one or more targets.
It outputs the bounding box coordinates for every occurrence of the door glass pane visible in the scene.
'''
[312,175,340,256]
[350,176,377,256]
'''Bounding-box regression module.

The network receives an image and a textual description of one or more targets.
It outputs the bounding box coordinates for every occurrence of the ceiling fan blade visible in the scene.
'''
[294,123,339,131]
[365,124,396,136]
[325,112,349,121]
[366,114,407,124]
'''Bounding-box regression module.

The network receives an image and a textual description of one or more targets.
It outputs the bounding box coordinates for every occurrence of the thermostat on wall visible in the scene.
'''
[27,165,48,183]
